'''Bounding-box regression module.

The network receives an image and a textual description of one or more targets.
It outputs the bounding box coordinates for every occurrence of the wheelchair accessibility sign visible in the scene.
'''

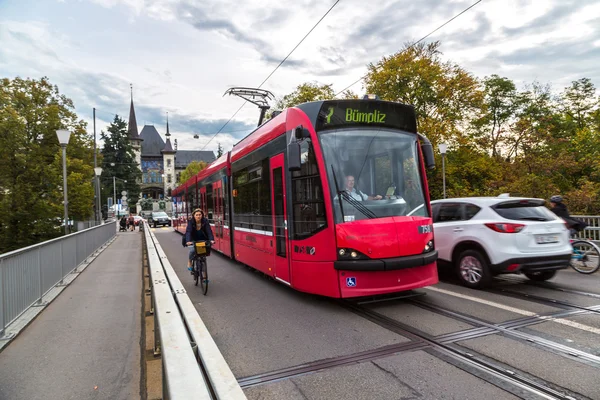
[346,277,357,287]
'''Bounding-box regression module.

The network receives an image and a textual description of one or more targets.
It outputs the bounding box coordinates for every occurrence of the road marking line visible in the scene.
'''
[427,286,600,335]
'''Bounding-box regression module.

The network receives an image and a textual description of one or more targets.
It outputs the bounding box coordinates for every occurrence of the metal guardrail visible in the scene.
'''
[572,215,600,241]
[0,221,117,338]
[143,221,246,400]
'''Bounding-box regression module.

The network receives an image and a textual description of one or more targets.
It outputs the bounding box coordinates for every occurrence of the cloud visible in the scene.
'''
[3,0,600,149]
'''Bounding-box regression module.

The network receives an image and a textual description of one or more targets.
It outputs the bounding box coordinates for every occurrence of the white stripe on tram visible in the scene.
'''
[234,226,273,236]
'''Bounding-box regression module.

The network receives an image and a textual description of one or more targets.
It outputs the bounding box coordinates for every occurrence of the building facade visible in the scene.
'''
[128,96,216,200]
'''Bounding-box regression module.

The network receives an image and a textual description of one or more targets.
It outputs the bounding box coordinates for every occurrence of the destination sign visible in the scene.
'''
[315,100,417,133]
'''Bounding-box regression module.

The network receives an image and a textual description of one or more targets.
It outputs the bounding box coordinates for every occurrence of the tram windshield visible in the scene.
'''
[318,128,429,224]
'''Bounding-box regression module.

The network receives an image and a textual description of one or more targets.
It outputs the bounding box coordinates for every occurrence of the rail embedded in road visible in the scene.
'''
[143,221,246,400]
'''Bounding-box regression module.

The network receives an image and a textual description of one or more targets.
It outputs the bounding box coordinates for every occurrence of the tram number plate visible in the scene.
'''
[535,235,559,244]
[418,224,433,234]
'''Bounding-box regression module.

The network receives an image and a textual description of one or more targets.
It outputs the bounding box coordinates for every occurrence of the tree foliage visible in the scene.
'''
[275,82,336,109]
[99,116,142,210]
[178,161,208,185]
[278,42,600,213]
[364,41,483,146]
[0,77,95,253]
[217,142,224,158]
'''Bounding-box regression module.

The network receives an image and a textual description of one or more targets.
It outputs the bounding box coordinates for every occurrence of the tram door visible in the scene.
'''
[270,154,290,284]
[212,180,224,251]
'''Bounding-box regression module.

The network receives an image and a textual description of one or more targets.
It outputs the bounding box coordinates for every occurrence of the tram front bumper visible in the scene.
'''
[334,250,438,271]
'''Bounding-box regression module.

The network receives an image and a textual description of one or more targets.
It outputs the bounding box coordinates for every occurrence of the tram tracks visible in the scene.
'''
[495,277,600,300]
[488,287,600,315]
[339,300,589,400]
[238,282,600,398]
[239,297,597,399]
[408,298,600,367]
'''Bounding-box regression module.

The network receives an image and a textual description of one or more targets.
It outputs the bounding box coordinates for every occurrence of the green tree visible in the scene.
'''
[562,78,597,131]
[471,75,522,158]
[178,161,208,185]
[275,82,336,109]
[363,41,483,146]
[0,77,95,253]
[217,142,224,158]
[99,116,142,210]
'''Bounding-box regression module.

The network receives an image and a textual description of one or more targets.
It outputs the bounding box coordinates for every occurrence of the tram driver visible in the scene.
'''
[342,175,382,201]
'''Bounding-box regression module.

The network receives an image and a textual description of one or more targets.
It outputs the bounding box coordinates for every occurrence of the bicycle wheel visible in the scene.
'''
[570,240,600,274]
[194,258,200,286]
[200,258,208,295]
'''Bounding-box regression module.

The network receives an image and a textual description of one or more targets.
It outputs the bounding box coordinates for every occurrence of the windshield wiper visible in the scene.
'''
[341,191,378,219]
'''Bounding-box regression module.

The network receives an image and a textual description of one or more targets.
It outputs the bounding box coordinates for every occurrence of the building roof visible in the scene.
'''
[162,138,176,154]
[175,150,216,168]
[128,98,142,142]
[162,114,176,154]
[140,125,165,156]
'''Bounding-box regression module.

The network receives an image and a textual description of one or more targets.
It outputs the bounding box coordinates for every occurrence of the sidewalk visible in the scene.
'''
[0,231,142,400]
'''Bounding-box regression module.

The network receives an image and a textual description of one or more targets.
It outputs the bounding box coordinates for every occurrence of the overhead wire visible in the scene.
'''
[334,0,484,96]
[199,0,342,151]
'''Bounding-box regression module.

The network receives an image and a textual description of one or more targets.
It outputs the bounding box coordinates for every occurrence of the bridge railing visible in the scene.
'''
[0,222,116,339]
[143,221,246,400]
[572,215,600,242]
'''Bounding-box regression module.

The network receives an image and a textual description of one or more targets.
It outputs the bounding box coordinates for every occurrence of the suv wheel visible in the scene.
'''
[524,270,557,281]
[456,249,491,289]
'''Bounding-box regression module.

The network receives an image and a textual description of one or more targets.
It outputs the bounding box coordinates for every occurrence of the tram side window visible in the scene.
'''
[186,194,193,219]
[232,159,272,231]
[291,140,327,239]
[206,184,214,222]
[223,178,229,228]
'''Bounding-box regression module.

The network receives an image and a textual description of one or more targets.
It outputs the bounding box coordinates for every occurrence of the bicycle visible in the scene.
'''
[570,236,600,274]
[191,240,211,295]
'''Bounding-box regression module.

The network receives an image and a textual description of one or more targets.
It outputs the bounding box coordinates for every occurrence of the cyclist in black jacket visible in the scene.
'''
[185,208,215,272]
[549,195,587,235]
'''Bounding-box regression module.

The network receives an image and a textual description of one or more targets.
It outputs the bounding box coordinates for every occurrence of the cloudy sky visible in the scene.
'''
[1,0,600,154]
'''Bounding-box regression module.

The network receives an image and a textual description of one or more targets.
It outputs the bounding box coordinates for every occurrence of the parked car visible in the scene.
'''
[429,196,572,288]
[133,215,144,226]
[148,211,171,228]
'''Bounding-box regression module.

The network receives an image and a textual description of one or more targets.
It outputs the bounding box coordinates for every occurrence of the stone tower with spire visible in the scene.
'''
[161,113,177,197]
[128,85,143,168]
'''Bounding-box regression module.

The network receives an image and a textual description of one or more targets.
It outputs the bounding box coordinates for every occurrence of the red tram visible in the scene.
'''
[172,98,439,298]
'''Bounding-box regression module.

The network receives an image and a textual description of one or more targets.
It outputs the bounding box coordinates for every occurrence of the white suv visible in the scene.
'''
[430,196,572,288]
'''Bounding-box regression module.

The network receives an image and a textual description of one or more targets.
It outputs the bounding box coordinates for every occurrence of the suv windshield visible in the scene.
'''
[152,212,168,218]
[319,128,428,224]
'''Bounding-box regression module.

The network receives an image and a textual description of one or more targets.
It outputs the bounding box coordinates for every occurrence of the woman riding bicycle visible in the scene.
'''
[185,208,215,272]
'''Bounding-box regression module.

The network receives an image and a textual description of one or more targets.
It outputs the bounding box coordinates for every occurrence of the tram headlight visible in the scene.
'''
[423,240,434,253]
[337,248,368,260]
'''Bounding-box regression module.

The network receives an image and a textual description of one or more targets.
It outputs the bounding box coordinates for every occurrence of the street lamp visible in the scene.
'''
[94,167,103,224]
[56,129,72,234]
[438,143,448,199]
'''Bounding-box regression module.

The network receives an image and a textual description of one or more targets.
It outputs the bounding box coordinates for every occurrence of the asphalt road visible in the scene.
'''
[0,232,142,400]
[154,227,600,400]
